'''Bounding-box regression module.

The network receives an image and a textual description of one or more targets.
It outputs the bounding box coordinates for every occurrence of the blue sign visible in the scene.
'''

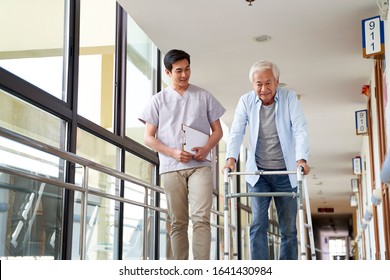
[362,15,385,58]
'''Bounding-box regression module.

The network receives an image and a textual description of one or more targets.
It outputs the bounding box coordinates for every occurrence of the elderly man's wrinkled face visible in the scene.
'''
[252,69,278,106]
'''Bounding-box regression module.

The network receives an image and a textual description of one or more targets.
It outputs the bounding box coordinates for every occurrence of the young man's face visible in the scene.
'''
[252,69,278,106]
[166,58,191,91]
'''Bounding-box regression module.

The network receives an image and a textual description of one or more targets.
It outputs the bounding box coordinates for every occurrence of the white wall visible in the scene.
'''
[356,14,390,260]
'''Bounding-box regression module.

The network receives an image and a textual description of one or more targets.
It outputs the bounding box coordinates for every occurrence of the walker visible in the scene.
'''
[223,167,316,260]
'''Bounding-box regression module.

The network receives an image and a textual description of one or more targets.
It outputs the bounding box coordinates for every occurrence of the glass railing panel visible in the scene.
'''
[72,192,120,260]
[124,181,145,205]
[122,203,144,260]
[0,172,63,259]
[124,151,155,205]
[159,211,171,260]
[0,136,64,180]
[87,169,120,196]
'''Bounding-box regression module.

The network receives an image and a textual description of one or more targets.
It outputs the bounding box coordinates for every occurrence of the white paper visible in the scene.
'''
[181,124,211,161]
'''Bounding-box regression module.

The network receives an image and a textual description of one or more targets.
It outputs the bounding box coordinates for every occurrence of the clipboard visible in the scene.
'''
[181,124,211,161]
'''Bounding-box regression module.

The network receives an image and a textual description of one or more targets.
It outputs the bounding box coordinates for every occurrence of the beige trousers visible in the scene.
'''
[162,166,213,260]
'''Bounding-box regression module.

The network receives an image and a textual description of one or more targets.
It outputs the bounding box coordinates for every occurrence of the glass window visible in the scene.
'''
[329,238,347,260]
[124,145,156,205]
[125,15,157,145]
[122,203,144,260]
[0,89,67,149]
[0,0,67,100]
[76,129,120,194]
[161,52,170,88]
[0,137,64,180]
[159,211,171,260]
[125,152,154,184]
[76,128,119,169]
[87,169,120,196]
[0,89,67,183]
[78,0,116,131]
[72,193,120,260]
[0,173,64,260]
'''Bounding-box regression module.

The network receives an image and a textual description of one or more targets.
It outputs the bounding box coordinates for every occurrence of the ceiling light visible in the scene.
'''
[253,35,271,43]
[246,0,255,6]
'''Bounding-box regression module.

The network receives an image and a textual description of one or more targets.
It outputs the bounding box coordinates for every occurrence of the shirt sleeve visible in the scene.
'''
[288,92,309,162]
[207,92,226,123]
[138,96,160,127]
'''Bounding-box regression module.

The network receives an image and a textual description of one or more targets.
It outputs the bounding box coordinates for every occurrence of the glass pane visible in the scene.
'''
[0,136,64,179]
[76,129,120,195]
[329,238,347,260]
[124,181,145,205]
[145,209,156,260]
[160,52,170,88]
[0,0,67,100]
[125,15,157,145]
[72,193,119,260]
[124,152,155,205]
[0,90,67,180]
[122,203,144,260]
[0,173,63,259]
[0,89,67,149]
[78,0,116,130]
[125,152,154,184]
[76,128,119,169]
[88,169,120,196]
[159,211,171,260]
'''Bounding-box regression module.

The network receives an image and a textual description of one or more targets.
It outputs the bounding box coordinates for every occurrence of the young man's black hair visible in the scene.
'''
[163,49,191,71]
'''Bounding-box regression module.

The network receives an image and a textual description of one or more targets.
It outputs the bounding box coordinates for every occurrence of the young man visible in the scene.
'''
[138,49,225,259]
[224,60,310,260]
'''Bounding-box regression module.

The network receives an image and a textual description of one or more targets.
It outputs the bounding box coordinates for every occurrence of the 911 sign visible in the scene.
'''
[362,15,385,58]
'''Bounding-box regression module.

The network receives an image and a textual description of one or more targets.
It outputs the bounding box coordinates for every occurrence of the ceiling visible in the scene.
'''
[119,0,382,217]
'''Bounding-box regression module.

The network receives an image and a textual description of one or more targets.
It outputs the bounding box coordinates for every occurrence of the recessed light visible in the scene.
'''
[253,35,271,43]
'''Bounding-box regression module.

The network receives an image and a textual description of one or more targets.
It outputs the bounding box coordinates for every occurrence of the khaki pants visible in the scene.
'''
[162,166,213,260]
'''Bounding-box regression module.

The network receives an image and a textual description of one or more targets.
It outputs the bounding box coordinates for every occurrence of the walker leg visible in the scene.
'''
[297,166,307,260]
[223,168,230,260]
[230,179,238,260]
[303,177,317,260]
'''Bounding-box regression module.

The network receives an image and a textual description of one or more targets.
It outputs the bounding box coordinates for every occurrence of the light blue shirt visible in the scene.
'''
[139,84,226,174]
[226,87,309,188]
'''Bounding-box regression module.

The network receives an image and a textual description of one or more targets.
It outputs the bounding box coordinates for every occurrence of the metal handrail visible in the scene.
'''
[0,125,226,258]
[0,126,163,194]
[0,126,168,259]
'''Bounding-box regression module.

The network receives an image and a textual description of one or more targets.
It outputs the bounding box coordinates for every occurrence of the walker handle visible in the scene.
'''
[224,168,231,183]
[297,165,304,181]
